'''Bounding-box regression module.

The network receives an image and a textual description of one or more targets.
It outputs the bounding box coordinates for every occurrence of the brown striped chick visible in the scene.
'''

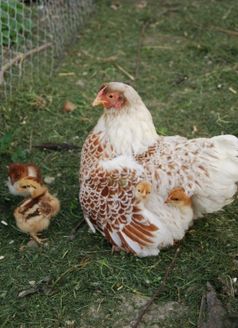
[165,187,194,230]
[7,163,42,197]
[14,178,60,245]
[135,181,152,202]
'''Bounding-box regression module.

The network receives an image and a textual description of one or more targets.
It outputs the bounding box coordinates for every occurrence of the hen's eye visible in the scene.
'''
[173,198,179,201]
[108,94,113,98]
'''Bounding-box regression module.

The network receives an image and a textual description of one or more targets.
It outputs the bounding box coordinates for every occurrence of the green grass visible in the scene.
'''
[0,0,238,327]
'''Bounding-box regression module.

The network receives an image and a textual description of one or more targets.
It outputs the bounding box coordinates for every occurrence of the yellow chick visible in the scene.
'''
[135,181,152,202]
[165,187,192,208]
[14,178,60,245]
[165,187,194,236]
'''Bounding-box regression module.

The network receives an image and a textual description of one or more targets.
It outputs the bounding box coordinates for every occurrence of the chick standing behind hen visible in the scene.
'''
[7,163,42,196]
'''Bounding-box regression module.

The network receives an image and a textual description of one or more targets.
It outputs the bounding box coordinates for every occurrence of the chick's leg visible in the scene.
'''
[30,233,48,245]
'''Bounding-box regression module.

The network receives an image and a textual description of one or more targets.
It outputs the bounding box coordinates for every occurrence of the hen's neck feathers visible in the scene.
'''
[94,94,158,156]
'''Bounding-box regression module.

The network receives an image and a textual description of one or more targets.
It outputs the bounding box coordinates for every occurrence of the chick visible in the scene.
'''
[14,178,60,245]
[7,163,42,197]
[165,187,192,208]
[165,187,194,230]
[135,181,152,202]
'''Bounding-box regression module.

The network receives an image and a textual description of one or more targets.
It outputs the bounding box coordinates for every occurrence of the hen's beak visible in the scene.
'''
[92,95,104,107]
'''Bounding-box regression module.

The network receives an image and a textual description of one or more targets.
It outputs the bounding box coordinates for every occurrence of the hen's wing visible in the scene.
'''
[80,156,173,256]
[136,135,238,217]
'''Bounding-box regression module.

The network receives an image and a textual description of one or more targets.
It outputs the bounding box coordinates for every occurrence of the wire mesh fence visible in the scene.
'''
[0,0,94,99]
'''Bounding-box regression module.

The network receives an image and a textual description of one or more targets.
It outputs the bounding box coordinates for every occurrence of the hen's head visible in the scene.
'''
[92,82,143,111]
[165,187,192,208]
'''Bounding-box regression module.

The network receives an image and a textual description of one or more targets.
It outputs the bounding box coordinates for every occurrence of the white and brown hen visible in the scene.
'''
[79,82,238,256]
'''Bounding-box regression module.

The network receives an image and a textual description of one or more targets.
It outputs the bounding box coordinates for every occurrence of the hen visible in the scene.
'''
[14,177,60,245]
[79,82,238,256]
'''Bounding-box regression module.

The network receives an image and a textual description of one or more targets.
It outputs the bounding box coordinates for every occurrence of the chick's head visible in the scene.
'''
[165,187,192,207]
[16,178,47,198]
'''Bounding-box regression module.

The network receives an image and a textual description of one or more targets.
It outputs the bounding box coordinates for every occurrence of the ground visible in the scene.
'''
[0,0,238,327]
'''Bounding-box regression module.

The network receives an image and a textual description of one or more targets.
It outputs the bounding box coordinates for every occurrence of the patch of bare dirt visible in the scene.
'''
[80,293,187,328]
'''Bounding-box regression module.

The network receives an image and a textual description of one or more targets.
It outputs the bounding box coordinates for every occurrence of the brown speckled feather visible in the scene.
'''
[80,133,159,254]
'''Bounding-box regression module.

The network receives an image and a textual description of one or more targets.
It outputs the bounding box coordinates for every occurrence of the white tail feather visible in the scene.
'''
[194,135,238,217]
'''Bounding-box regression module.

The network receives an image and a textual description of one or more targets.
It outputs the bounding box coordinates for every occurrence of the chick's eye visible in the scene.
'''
[108,94,114,98]
[22,186,27,189]
[173,198,179,201]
